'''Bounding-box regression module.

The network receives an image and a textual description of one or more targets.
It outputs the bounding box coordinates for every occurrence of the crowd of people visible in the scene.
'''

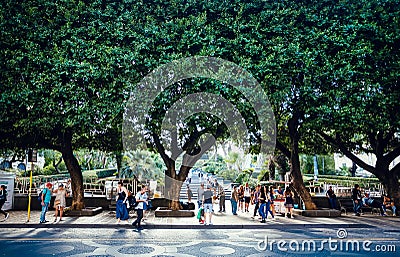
[194,178,297,225]
[229,183,295,222]
[3,175,398,225]
[36,181,150,229]
[193,178,398,225]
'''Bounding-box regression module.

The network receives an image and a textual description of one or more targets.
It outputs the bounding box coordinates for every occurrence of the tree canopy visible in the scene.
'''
[1,0,399,209]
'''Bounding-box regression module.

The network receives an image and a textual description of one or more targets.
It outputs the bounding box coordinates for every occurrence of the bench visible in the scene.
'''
[311,196,339,209]
[338,198,376,215]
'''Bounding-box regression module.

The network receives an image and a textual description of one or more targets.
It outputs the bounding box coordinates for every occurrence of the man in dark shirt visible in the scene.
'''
[351,184,362,216]
[326,186,337,209]
[252,185,261,218]
[203,185,214,225]
[218,185,225,212]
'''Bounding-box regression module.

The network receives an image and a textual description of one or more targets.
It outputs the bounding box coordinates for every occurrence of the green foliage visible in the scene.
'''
[42,165,56,175]
[257,169,269,181]
[201,157,227,175]
[75,149,115,171]
[216,169,240,183]
[121,150,165,184]
[235,173,249,185]
[1,0,399,203]
[300,154,336,175]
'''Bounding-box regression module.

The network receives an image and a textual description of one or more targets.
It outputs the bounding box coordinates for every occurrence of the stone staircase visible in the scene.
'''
[179,175,232,201]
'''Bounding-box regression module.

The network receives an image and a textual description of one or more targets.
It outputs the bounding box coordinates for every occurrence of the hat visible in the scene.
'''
[59,184,64,187]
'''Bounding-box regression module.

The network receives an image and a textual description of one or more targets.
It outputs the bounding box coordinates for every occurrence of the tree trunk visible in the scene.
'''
[288,115,317,210]
[268,156,275,181]
[381,173,400,211]
[115,150,123,178]
[164,164,190,211]
[166,177,184,211]
[61,143,85,210]
[375,163,400,212]
[290,147,317,210]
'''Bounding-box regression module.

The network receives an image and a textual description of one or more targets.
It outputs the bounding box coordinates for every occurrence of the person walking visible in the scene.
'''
[265,186,275,220]
[197,183,205,209]
[258,186,267,223]
[244,183,251,212]
[284,187,295,219]
[132,185,148,230]
[203,185,214,225]
[53,184,69,223]
[218,184,226,212]
[0,185,9,220]
[351,184,362,216]
[39,182,53,224]
[116,181,129,224]
[230,186,239,215]
[238,185,244,213]
[252,185,261,219]
[187,185,193,203]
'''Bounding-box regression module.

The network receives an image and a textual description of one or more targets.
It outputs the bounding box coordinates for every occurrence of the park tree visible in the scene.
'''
[0,0,140,209]
[1,0,277,211]
[3,0,397,212]
[302,0,400,207]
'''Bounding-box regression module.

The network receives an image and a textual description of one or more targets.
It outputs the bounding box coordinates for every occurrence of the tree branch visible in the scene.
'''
[275,140,291,158]
[392,161,400,177]
[319,132,376,173]
[385,145,400,167]
[152,132,173,170]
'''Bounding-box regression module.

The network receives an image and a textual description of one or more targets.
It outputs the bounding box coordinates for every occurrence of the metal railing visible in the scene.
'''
[14,175,139,198]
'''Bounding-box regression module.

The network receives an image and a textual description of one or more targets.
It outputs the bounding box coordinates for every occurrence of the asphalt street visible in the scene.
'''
[0,225,399,257]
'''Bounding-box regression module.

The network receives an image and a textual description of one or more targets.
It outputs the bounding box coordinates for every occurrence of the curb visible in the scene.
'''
[0,223,374,229]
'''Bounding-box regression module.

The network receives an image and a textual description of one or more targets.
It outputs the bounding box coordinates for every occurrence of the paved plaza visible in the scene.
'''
[0,209,399,256]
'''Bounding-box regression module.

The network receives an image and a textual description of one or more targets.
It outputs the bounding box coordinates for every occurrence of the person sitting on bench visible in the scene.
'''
[362,192,386,216]
[383,195,397,216]
[326,186,337,209]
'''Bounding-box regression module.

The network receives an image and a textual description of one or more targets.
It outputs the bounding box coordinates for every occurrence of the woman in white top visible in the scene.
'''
[244,183,252,212]
[53,184,69,223]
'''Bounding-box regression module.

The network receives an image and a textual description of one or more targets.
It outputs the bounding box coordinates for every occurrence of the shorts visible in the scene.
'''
[204,203,213,213]
[244,197,251,204]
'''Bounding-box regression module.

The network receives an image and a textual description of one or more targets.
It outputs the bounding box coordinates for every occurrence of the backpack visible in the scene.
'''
[38,188,47,202]
[127,192,138,209]
[0,189,7,201]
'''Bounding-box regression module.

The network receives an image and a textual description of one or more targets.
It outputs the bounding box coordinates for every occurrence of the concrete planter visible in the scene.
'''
[155,207,195,217]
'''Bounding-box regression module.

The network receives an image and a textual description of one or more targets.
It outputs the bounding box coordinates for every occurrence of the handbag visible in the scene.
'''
[54,199,61,207]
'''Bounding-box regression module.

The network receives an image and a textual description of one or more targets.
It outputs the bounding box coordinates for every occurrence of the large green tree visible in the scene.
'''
[2,0,398,211]
[0,0,138,209]
[305,0,400,206]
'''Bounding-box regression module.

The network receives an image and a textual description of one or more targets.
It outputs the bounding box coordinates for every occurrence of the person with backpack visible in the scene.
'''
[0,185,9,220]
[132,185,148,230]
[39,182,53,223]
